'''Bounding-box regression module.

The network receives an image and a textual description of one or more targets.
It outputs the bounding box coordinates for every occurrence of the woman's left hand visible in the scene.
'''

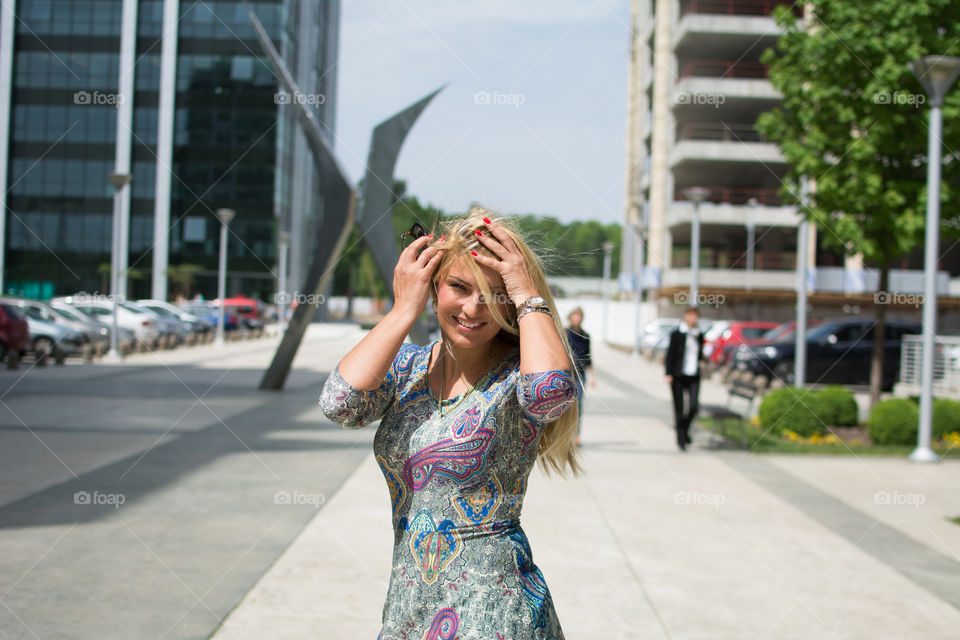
[469,217,538,305]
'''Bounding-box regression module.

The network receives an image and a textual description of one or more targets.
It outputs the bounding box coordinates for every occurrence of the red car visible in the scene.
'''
[710,321,779,365]
[0,302,30,361]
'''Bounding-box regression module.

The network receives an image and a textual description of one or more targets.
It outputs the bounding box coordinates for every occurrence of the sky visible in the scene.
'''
[334,0,631,225]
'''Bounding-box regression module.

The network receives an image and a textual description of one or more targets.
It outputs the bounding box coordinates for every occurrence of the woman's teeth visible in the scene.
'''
[457,318,483,328]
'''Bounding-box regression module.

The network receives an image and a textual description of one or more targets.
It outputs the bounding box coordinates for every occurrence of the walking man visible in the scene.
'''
[665,306,705,450]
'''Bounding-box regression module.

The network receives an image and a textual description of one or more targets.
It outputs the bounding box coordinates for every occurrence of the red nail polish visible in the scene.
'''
[439,236,445,241]
[474,229,482,236]
[470,250,478,256]
[483,217,491,224]
[427,234,433,237]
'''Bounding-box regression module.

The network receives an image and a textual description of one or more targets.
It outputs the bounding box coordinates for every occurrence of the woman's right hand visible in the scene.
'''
[392,234,443,320]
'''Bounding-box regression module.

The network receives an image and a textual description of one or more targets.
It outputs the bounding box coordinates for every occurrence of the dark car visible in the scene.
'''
[0,302,29,361]
[735,318,921,389]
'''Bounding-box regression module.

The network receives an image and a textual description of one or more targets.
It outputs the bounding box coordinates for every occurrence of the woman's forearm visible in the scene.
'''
[337,308,420,390]
[516,299,572,375]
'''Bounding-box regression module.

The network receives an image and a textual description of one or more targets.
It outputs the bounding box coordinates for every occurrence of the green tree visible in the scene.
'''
[756,0,960,407]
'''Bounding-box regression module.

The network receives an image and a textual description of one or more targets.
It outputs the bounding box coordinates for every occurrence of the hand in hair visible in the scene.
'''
[392,233,444,320]
[469,218,538,305]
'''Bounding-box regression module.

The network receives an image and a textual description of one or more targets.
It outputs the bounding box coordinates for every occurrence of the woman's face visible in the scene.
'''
[436,257,510,350]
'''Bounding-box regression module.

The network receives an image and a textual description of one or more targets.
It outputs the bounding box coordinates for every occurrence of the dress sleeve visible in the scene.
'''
[319,343,420,429]
[516,369,577,426]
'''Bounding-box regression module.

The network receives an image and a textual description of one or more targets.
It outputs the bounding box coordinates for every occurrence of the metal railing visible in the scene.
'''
[679,59,768,79]
[898,335,960,399]
[679,122,766,143]
[675,186,784,206]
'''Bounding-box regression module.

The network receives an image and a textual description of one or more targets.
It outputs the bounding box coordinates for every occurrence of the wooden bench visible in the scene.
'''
[703,371,772,448]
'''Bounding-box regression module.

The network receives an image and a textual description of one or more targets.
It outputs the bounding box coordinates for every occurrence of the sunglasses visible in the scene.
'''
[400,222,427,249]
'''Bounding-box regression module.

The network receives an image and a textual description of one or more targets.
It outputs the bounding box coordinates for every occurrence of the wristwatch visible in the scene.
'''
[516,296,550,321]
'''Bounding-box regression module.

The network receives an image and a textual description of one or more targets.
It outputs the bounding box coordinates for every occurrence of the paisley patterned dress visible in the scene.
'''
[319,340,575,640]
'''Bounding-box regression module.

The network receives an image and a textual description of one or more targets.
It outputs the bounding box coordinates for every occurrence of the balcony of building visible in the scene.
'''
[674,5,790,58]
[680,0,803,18]
[667,195,798,229]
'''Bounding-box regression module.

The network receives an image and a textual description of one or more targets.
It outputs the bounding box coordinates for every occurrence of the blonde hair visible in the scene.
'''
[430,205,582,477]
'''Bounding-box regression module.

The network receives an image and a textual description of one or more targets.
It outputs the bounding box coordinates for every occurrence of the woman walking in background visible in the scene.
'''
[320,206,580,639]
[565,307,594,447]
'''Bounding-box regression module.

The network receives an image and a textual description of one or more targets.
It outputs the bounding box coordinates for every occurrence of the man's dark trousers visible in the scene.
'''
[671,374,699,448]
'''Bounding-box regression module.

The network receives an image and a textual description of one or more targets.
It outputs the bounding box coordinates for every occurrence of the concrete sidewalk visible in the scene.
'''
[213,338,960,639]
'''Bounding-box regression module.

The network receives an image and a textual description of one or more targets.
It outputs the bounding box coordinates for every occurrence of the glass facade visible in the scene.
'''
[3,0,339,300]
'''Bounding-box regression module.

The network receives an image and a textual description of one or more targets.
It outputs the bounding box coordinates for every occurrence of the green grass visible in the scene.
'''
[701,417,960,457]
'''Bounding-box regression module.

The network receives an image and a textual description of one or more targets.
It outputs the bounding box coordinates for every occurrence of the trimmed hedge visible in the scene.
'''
[816,386,859,427]
[868,398,919,446]
[758,386,823,438]
[933,398,960,440]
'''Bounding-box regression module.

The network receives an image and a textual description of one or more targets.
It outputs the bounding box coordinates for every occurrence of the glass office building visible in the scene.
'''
[0,0,339,301]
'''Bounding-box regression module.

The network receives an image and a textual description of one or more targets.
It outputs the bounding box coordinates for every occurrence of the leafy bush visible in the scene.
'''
[868,398,919,446]
[933,398,960,440]
[759,386,823,438]
[816,386,859,426]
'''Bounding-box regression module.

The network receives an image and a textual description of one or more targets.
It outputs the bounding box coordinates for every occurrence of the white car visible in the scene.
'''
[52,297,161,347]
[137,299,213,334]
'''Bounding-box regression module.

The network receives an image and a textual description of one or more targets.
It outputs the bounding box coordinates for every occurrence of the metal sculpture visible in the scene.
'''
[245,3,440,390]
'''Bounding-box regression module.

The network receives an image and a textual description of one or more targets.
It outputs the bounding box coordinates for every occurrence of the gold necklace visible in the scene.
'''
[437,343,498,418]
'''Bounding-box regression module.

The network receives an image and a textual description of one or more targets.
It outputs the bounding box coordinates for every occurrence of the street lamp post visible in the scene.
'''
[106,172,131,360]
[214,208,235,346]
[277,230,290,334]
[602,241,614,343]
[683,187,709,306]
[908,55,960,463]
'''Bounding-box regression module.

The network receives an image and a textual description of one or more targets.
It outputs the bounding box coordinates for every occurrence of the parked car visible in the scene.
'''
[734,318,921,389]
[123,301,187,345]
[638,318,680,354]
[180,302,239,333]
[54,297,161,348]
[14,298,111,351]
[707,321,779,365]
[1,297,87,357]
[137,299,213,335]
[0,301,29,361]
[48,302,135,352]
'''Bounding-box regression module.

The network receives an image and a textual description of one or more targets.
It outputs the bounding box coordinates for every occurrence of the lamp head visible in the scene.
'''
[909,55,960,106]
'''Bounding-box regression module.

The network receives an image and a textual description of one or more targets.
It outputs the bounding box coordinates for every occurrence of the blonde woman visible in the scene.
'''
[320,206,580,639]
